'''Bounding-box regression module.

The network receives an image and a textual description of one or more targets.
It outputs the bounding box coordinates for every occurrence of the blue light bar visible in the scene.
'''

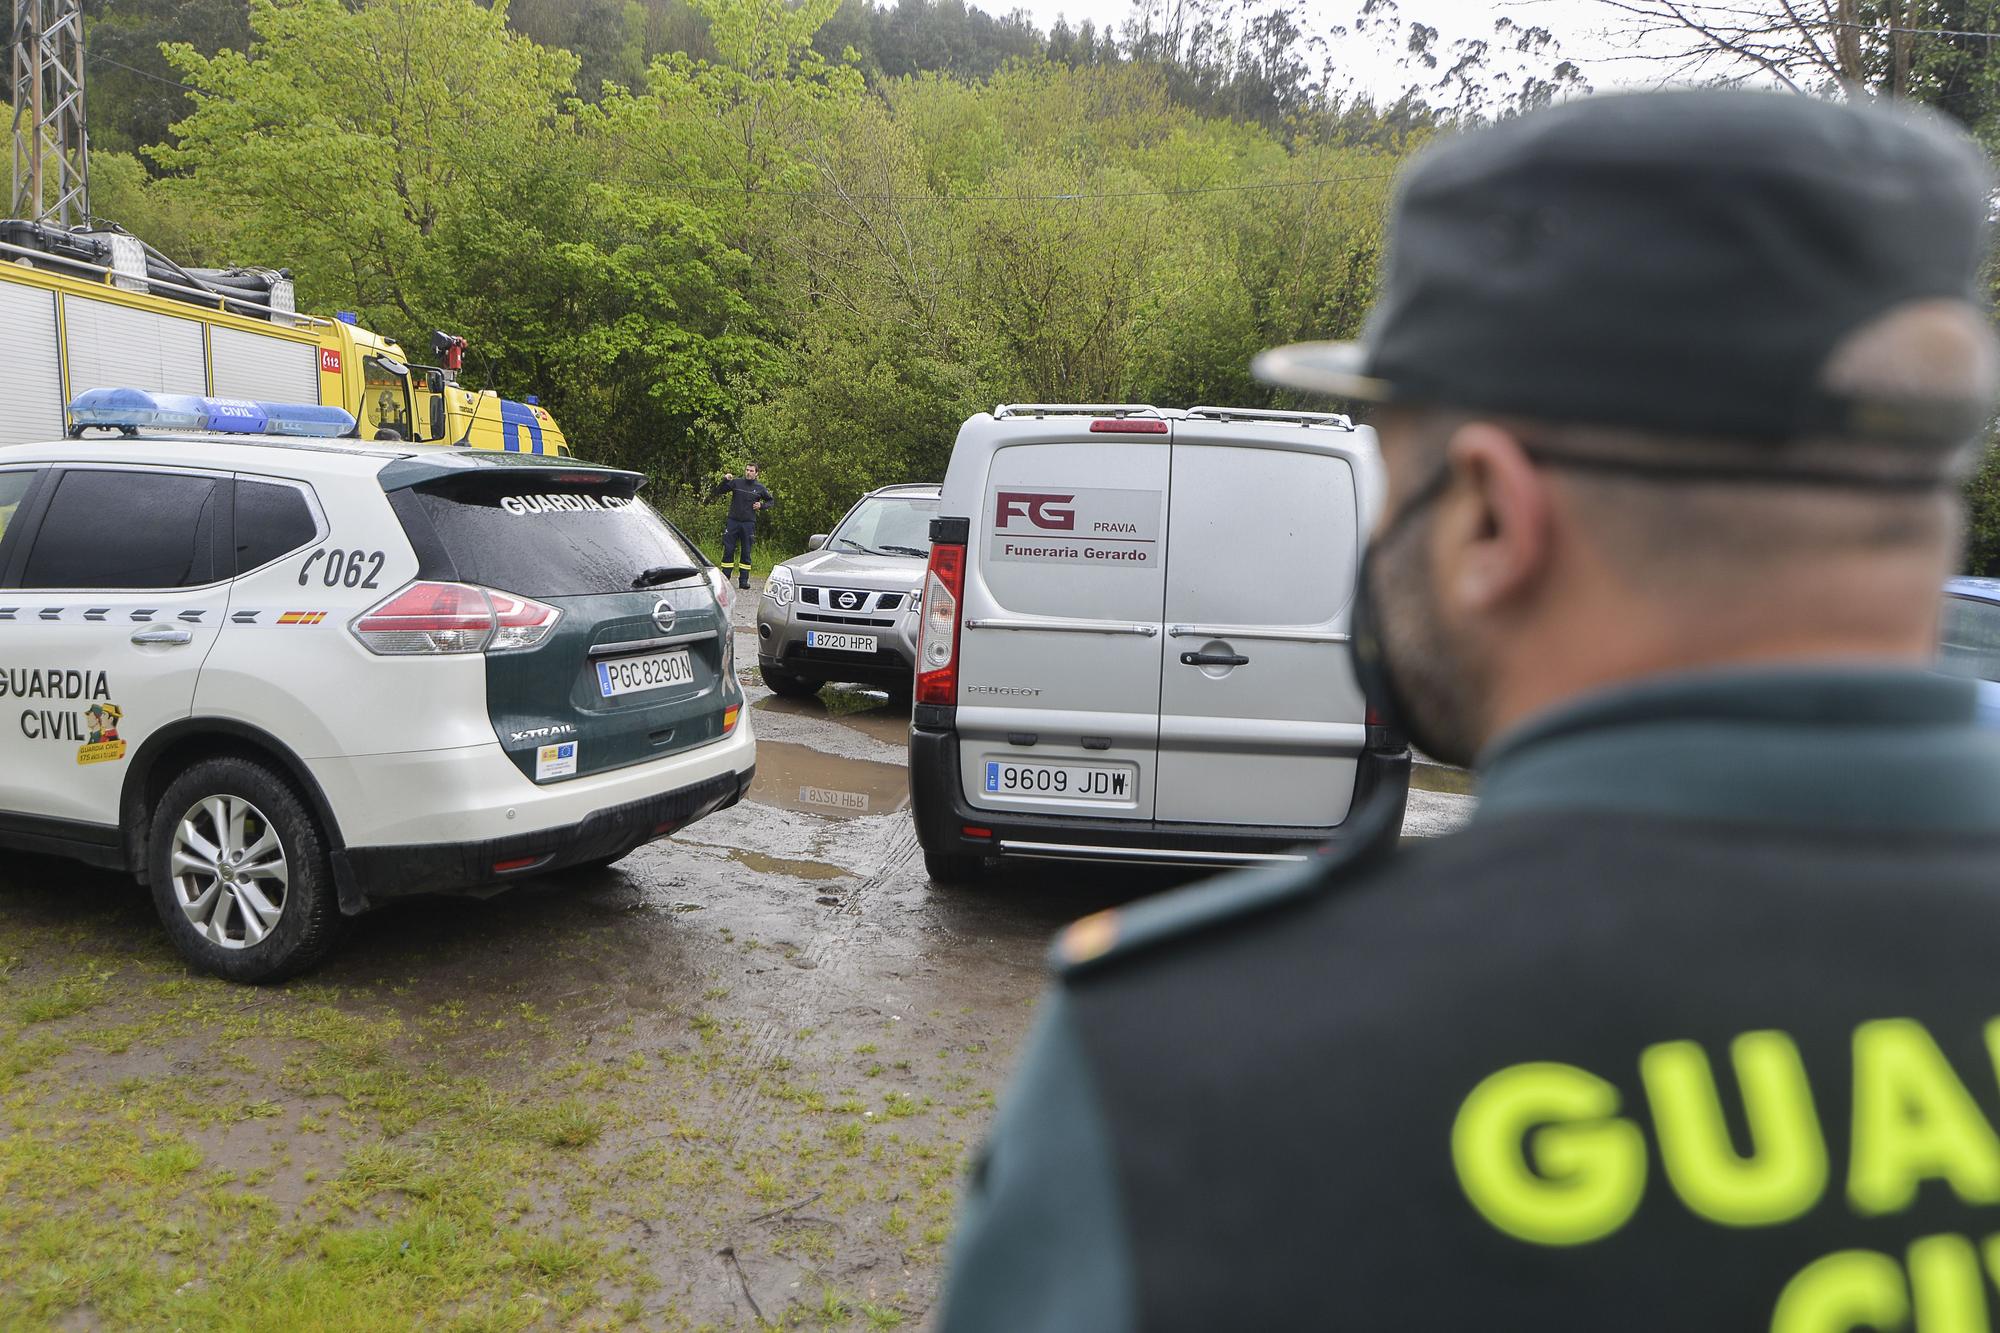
[67,388,356,439]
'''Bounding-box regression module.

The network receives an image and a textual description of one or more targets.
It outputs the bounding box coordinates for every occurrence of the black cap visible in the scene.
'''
[1255,90,1995,445]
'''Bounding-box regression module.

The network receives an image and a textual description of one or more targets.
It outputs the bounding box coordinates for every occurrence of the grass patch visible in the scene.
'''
[15,971,109,1023]
[516,1096,605,1150]
[134,1140,203,1182]
[0,876,1003,1329]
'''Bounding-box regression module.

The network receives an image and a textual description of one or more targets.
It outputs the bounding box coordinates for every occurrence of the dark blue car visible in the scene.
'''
[1941,576,2000,725]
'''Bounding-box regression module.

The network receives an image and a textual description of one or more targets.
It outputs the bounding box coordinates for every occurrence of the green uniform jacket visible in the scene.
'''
[939,666,2000,1332]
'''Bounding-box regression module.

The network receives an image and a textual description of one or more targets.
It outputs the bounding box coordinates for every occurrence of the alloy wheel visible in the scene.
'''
[170,795,289,949]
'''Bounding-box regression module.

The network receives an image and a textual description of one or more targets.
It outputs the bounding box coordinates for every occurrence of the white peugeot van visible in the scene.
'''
[908,404,1410,882]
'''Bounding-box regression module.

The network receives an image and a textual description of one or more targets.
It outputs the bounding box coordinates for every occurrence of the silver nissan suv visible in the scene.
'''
[756,483,939,698]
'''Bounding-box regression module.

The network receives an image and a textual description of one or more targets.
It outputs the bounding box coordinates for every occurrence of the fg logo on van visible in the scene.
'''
[995,492,1076,531]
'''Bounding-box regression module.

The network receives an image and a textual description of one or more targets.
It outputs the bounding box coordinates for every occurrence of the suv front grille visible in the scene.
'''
[801,587,904,612]
[799,611,896,628]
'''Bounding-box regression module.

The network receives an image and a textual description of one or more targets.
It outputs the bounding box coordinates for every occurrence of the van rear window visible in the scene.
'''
[394,473,699,599]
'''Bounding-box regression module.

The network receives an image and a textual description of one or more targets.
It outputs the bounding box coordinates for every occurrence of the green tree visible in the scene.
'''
[155,0,580,329]
[81,0,249,161]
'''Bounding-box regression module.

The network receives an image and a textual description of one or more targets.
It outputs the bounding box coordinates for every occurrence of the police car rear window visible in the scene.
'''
[395,473,698,599]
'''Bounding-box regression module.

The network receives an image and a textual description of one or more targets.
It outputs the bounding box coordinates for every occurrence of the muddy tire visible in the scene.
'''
[760,663,820,699]
[148,757,346,984]
[924,850,987,885]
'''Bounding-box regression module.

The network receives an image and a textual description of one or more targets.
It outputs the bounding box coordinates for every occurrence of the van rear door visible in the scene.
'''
[955,421,1170,820]
[1154,420,1374,829]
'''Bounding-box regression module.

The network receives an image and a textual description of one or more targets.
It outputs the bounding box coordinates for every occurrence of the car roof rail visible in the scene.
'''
[1185,406,1354,429]
[993,403,1167,420]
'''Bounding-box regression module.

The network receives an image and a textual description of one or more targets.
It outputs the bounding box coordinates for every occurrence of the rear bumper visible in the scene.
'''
[315,717,756,910]
[338,764,755,909]
[908,709,1410,867]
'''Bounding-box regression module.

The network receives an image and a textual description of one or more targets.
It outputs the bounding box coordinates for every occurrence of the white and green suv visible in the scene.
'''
[0,390,755,981]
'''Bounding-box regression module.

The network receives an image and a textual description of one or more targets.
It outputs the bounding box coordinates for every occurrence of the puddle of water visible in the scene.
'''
[748,740,911,819]
[752,692,910,747]
[727,848,852,881]
[1411,764,1477,796]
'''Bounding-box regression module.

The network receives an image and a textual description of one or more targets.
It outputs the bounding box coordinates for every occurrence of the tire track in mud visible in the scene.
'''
[713,822,922,1152]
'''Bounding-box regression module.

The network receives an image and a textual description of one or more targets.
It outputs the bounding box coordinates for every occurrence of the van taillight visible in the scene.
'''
[1364,705,1398,753]
[917,542,965,706]
[1089,419,1168,434]
[351,581,560,656]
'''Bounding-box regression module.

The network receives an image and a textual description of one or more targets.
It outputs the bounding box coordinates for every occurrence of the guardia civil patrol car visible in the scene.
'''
[0,390,754,982]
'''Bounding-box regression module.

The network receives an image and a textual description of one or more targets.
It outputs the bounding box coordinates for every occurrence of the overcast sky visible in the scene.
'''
[1003,0,1690,102]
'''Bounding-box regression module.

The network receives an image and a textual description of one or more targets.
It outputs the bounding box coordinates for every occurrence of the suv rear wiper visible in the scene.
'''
[632,564,701,588]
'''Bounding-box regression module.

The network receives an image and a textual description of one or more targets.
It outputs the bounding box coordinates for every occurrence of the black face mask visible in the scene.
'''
[1349,462,1473,770]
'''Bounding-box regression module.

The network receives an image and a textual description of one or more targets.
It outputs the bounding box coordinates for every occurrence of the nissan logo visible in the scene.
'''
[652,599,677,634]
[835,590,862,610]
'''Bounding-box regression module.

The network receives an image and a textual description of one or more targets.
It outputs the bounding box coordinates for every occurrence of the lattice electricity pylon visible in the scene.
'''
[10,0,90,225]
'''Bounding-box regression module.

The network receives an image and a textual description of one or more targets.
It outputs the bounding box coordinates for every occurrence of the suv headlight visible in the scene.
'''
[763,568,794,608]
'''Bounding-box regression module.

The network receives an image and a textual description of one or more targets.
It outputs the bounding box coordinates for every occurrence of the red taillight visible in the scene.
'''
[917,542,966,706]
[351,582,560,656]
[723,705,741,731]
[962,825,992,839]
[1089,419,1168,434]
[705,564,735,615]
[492,856,541,873]
[1364,704,1398,753]
[487,590,562,651]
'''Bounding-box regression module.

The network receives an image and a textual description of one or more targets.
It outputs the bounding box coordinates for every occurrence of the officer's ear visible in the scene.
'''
[1438,420,1553,613]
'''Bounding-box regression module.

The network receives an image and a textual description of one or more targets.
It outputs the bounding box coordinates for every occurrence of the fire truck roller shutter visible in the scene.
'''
[210,326,318,404]
[0,284,63,446]
[64,295,205,399]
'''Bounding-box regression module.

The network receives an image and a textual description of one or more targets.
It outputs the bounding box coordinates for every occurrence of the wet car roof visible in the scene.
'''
[1946,576,2000,604]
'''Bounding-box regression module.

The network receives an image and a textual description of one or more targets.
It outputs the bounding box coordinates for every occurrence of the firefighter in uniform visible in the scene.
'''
[938,90,2000,1332]
[710,463,775,589]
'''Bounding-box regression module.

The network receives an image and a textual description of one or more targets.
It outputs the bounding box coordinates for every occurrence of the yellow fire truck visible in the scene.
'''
[0,220,570,455]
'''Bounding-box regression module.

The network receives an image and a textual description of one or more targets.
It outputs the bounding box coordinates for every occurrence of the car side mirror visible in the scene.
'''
[806,534,827,551]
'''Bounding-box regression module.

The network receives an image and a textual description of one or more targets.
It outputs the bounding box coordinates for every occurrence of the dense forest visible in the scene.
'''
[63,0,2000,564]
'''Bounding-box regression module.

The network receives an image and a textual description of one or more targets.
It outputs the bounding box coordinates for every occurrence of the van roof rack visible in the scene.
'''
[1185,406,1353,429]
[993,403,1167,420]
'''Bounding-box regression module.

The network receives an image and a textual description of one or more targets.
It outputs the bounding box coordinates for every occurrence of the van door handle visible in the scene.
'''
[131,625,194,646]
[1180,651,1249,668]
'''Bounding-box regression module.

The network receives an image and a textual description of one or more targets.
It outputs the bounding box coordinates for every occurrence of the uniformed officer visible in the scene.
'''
[937,90,2000,1331]
[711,463,775,590]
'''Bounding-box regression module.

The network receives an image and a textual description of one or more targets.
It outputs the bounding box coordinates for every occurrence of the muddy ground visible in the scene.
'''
[0,586,1474,1330]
